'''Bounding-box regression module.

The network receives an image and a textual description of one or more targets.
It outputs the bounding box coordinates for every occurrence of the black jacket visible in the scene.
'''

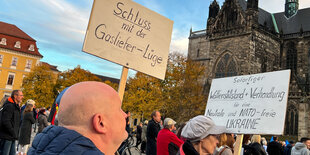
[19,111,35,145]
[267,141,283,155]
[38,114,48,133]
[177,140,199,155]
[0,98,21,141]
[249,142,267,155]
[283,143,293,155]
[146,119,161,155]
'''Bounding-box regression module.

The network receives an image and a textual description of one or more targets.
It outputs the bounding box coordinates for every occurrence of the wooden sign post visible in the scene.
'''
[118,67,129,102]
[234,134,244,155]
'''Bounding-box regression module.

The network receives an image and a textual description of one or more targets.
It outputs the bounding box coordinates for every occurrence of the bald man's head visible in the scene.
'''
[58,81,120,127]
[57,81,128,154]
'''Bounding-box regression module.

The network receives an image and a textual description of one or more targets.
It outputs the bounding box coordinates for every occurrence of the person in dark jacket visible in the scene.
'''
[28,81,128,155]
[20,99,36,124]
[37,109,49,133]
[136,122,143,147]
[146,110,161,155]
[283,141,294,155]
[247,135,267,155]
[266,136,283,155]
[141,120,148,153]
[18,103,35,155]
[0,90,23,155]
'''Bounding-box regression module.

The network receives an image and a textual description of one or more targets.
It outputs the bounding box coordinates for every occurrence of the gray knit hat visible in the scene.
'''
[181,115,226,142]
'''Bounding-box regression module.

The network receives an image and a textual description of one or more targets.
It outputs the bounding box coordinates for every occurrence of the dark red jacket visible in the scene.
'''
[157,128,184,155]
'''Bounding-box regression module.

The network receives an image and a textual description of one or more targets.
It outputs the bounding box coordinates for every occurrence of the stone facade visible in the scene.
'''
[188,0,310,139]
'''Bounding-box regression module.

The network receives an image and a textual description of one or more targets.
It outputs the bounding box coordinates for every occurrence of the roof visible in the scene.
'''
[41,62,60,72]
[0,21,43,57]
[95,74,120,84]
[0,21,35,41]
[237,0,310,34]
[274,8,310,34]
[237,0,274,31]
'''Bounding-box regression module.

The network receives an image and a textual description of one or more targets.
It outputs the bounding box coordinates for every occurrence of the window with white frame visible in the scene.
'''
[14,41,21,48]
[3,93,10,98]
[0,38,6,45]
[0,54,3,64]
[11,57,18,67]
[28,44,35,51]
[7,73,15,85]
[25,59,32,69]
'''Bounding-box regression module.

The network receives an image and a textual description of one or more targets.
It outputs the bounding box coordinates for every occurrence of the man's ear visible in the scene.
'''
[92,114,107,134]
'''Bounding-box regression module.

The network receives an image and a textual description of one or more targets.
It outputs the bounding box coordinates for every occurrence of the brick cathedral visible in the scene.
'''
[188,0,310,139]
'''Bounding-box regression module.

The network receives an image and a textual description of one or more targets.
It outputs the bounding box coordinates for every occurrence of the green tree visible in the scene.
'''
[55,66,102,92]
[22,65,56,108]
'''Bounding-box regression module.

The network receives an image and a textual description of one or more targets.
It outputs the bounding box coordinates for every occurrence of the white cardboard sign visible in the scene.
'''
[205,70,291,134]
[83,0,173,80]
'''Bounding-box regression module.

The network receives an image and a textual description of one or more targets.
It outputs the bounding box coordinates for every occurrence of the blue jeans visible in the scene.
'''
[0,139,16,155]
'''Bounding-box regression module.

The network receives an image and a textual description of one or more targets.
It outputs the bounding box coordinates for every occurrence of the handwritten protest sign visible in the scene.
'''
[83,0,173,80]
[205,70,291,134]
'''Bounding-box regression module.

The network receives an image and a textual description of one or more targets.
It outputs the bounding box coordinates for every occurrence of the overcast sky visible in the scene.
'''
[1,0,309,79]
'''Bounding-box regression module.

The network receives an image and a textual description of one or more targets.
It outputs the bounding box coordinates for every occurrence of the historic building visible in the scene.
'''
[0,21,43,97]
[188,0,310,138]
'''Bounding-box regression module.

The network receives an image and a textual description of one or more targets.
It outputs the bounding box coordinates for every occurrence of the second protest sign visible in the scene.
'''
[205,70,291,135]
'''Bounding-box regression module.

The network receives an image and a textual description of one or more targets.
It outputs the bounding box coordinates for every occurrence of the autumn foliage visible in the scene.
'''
[22,65,117,108]
[123,53,207,123]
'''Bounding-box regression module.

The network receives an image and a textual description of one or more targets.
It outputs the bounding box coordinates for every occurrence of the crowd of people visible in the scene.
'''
[134,110,310,155]
[0,90,51,155]
[0,82,309,155]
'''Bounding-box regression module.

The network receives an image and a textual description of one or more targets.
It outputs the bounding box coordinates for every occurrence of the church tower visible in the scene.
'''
[246,0,259,27]
[208,0,220,19]
[285,0,299,18]
[207,0,220,31]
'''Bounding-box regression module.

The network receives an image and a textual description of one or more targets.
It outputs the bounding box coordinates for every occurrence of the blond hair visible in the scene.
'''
[26,99,35,105]
[251,135,261,143]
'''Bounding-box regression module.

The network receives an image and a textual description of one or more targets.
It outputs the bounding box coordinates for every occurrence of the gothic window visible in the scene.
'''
[285,105,298,135]
[197,49,200,57]
[0,38,6,45]
[286,42,297,74]
[14,41,21,48]
[215,53,237,78]
[261,56,267,72]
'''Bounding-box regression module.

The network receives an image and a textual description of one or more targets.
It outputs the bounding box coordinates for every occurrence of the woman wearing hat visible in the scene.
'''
[177,115,226,155]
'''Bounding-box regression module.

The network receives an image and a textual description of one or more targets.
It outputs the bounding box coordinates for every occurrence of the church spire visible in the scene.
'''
[285,0,299,18]
[208,0,220,19]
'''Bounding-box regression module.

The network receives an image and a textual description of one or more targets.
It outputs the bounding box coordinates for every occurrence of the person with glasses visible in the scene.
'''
[177,115,226,155]
[0,90,24,155]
